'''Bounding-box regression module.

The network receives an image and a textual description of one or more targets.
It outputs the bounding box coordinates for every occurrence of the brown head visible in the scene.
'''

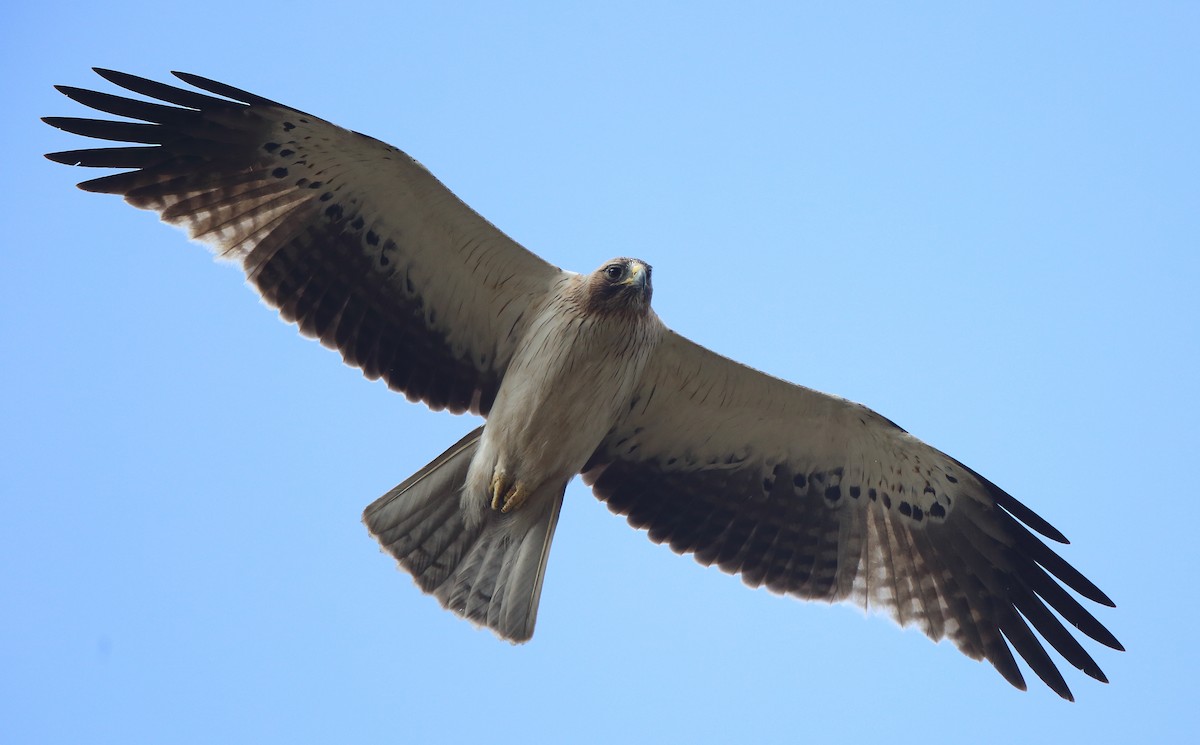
[580,257,653,317]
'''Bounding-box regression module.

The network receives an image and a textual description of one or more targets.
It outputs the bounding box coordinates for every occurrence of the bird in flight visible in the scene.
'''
[45,69,1122,700]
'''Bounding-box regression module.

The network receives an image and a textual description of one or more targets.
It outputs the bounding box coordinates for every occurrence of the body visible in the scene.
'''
[468,262,661,520]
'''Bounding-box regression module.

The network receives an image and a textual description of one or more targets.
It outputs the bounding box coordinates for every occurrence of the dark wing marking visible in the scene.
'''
[583,330,1121,700]
[45,69,565,415]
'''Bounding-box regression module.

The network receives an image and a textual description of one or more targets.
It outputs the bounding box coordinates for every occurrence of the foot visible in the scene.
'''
[489,471,529,513]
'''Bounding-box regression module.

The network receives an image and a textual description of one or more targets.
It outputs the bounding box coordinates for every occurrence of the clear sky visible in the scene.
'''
[5,2,1198,742]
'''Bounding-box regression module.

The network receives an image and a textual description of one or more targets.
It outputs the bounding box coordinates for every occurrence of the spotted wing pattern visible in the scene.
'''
[45,69,563,414]
[583,330,1122,700]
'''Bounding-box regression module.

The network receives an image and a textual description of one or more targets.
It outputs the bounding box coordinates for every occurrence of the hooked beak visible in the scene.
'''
[624,260,652,301]
[624,261,650,287]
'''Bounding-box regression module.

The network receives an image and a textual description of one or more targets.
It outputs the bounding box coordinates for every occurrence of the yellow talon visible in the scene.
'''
[489,471,527,513]
[489,472,507,511]
[501,484,528,513]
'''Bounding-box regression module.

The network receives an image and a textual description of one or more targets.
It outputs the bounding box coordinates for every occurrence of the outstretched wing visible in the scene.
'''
[45,69,564,415]
[582,330,1122,700]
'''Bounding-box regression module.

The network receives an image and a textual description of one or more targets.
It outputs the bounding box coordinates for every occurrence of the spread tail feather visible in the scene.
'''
[363,426,564,642]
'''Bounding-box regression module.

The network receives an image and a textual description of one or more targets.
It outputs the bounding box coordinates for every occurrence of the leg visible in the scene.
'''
[489,470,530,513]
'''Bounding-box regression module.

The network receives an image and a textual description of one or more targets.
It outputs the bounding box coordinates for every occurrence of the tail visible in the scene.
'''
[363,426,565,642]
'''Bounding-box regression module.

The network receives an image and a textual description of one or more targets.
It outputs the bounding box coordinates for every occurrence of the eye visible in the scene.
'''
[604,264,625,281]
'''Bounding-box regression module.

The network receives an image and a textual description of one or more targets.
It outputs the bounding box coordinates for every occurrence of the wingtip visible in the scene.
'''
[44,149,79,165]
[91,68,128,85]
[170,71,207,89]
[1035,663,1075,702]
[75,175,121,193]
[1025,511,1069,544]
[957,460,1072,543]
[91,67,157,91]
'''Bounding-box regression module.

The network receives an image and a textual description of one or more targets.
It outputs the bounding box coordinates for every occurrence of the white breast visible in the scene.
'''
[468,281,663,499]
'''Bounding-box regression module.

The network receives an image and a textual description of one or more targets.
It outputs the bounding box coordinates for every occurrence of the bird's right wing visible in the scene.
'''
[583,329,1122,699]
[45,69,566,415]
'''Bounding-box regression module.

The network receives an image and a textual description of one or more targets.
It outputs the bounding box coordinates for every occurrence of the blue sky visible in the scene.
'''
[5,2,1198,742]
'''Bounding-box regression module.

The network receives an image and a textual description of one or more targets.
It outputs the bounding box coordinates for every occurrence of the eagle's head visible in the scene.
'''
[582,257,653,317]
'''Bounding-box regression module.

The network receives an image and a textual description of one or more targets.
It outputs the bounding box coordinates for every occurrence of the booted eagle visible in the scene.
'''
[45,69,1121,700]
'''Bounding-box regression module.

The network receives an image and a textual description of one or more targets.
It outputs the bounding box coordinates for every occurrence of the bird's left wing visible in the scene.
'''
[581,329,1122,700]
[45,69,564,415]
